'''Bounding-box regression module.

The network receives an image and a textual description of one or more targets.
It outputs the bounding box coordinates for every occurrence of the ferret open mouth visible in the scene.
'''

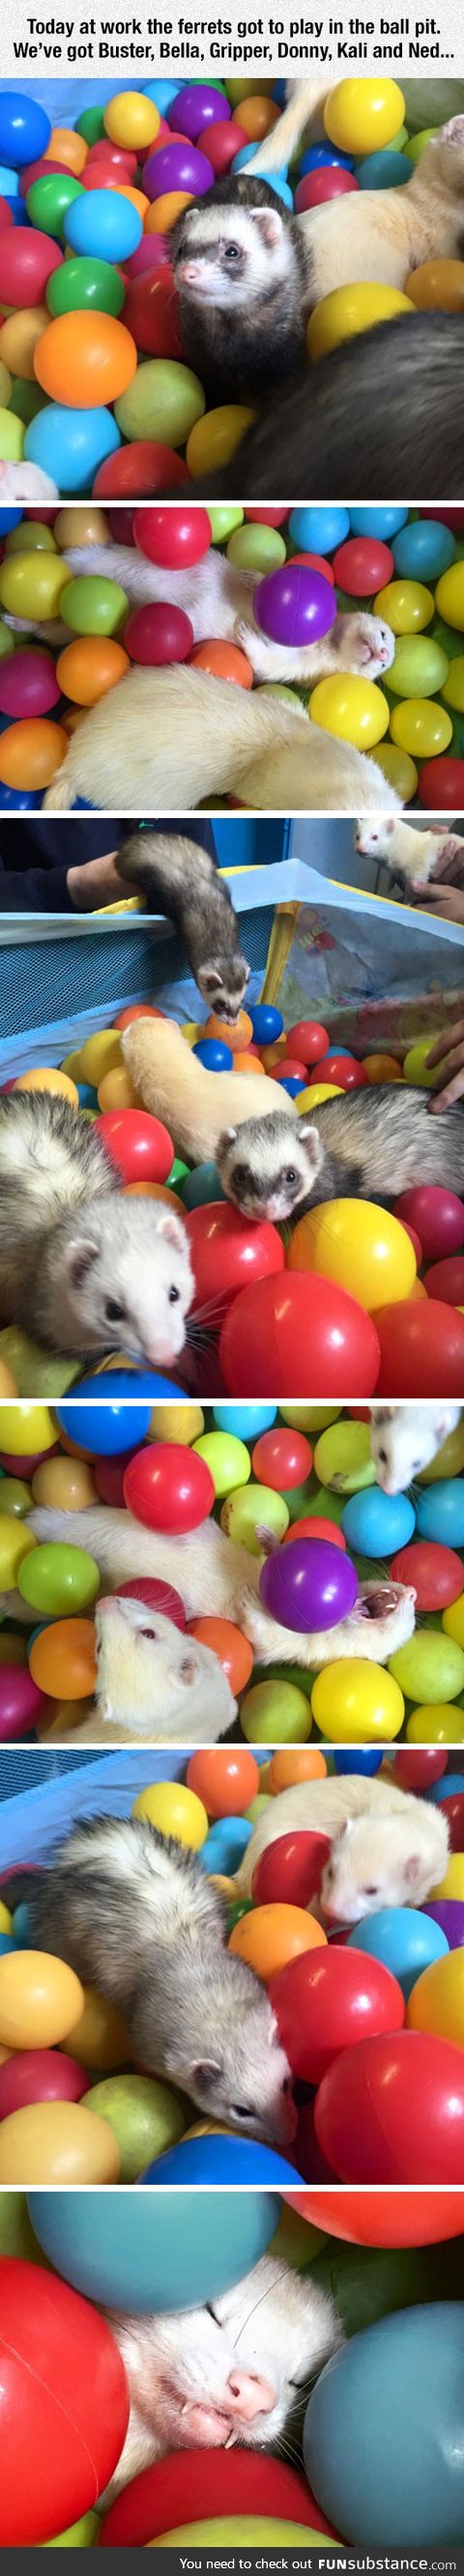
[357,1584,399,1621]
[177,2397,238,2447]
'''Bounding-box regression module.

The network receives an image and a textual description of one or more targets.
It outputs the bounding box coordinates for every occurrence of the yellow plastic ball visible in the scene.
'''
[0,305,48,381]
[0,1520,36,1587]
[311,1658,404,1743]
[14,1067,78,1107]
[0,1949,83,2050]
[0,2100,120,2185]
[419,1423,464,1482]
[0,552,70,619]
[314,1421,375,1492]
[187,405,256,478]
[64,1984,130,2070]
[307,282,413,363]
[103,91,160,149]
[0,1904,12,1936]
[407,1949,464,2048]
[131,1780,208,1849]
[296,1083,343,1112]
[441,657,464,713]
[287,1198,416,1313]
[98,1065,140,1112]
[279,1406,341,1431]
[145,191,193,234]
[325,77,405,155]
[373,742,418,803]
[147,1404,204,1444]
[54,507,109,549]
[0,411,24,464]
[374,580,434,634]
[0,1402,55,1454]
[402,1037,442,1088]
[78,1028,121,1083]
[391,699,452,759]
[406,1705,464,1746]
[443,1595,464,1649]
[309,673,389,750]
[32,1457,97,1510]
[435,561,464,629]
[430,1854,464,1903]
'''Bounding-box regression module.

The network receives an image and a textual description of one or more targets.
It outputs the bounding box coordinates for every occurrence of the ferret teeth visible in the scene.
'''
[224,2432,237,2449]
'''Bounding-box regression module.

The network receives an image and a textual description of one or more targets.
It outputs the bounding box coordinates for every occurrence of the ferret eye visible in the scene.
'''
[362,1885,379,1897]
[105,1297,125,1322]
[283,1168,299,1188]
[232,2103,254,2119]
[168,1284,180,1303]
[223,241,241,262]
[378,1448,388,1464]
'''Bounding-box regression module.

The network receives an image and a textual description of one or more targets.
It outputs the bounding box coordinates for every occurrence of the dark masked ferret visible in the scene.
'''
[0,1090,192,1369]
[188,309,463,504]
[117,831,250,1024]
[26,1816,294,2145]
[236,1775,450,1924]
[103,2255,341,2501]
[217,1088,464,1224]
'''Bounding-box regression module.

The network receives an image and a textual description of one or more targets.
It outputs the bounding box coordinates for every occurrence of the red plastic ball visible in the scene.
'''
[269,1945,404,2086]
[99,2446,336,2549]
[314,2027,464,2182]
[0,195,14,226]
[133,504,212,567]
[252,1829,331,1910]
[123,237,170,280]
[18,156,70,198]
[389,1538,464,1610]
[313,1053,368,1090]
[282,2186,464,2246]
[418,755,464,808]
[295,167,359,211]
[220,1271,380,1398]
[94,1457,132,1506]
[186,1200,284,1327]
[122,272,184,358]
[93,443,190,498]
[424,1256,464,1304]
[394,1185,464,1259]
[438,1791,464,1852]
[124,1441,215,1533]
[0,228,63,304]
[376,1296,464,1394]
[285,1019,329,1065]
[86,143,138,176]
[114,1574,187,1627]
[0,652,61,721]
[394,1747,449,1789]
[124,601,194,664]
[0,2050,90,2118]
[0,1666,47,1742]
[290,550,336,582]
[205,117,248,173]
[273,1059,308,1084]
[251,1428,313,1488]
[332,536,394,593]
[186,1745,259,1814]
[0,2257,129,2545]
[96,1108,173,1183]
[283,1514,346,1549]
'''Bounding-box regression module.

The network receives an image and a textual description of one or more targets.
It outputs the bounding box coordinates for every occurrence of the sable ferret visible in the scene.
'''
[0,1090,193,1369]
[235,1774,450,1924]
[54,1595,237,1747]
[117,831,250,1024]
[217,1088,464,1225]
[25,1816,294,2145]
[189,310,463,504]
[43,666,401,818]
[354,816,464,890]
[103,2256,341,2501]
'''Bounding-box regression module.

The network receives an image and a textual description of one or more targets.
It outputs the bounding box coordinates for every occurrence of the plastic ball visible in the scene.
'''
[312,1659,405,1744]
[288,1197,415,1315]
[252,1830,331,1911]
[61,574,128,635]
[26,170,83,238]
[25,405,121,496]
[418,753,464,807]
[0,93,50,167]
[0,2256,129,2544]
[229,1902,326,1982]
[0,550,69,619]
[348,1907,449,2000]
[304,2300,464,2544]
[325,79,405,155]
[0,224,64,310]
[341,1486,415,1555]
[307,282,413,362]
[0,1665,46,1743]
[188,1616,253,1694]
[395,1185,464,1258]
[220,1272,380,1399]
[131,1779,207,1847]
[46,253,126,319]
[376,1298,464,1396]
[103,92,160,151]
[0,718,67,791]
[315,2026,464,2185]
[391,697,452,758]
[28,2180,278,2308]
[390,1539,464,1610]
[191,1429,250,1497]
[115,359,205,449]
[0,650,60,720]
[259,1536,359,1633]
[255,562,335,647]
[333,535,393,593]
[18,1541,100,1618]
[29,1619,97,1702]
[124,1443,215,1534]
[145,2136,299,2187]
[286,2186,464,2245]
[308,672,389,748]
[269,1943,404,2085]
[0,2098,121,2183]
[99,2451,331,2550]
[389,634,450,695]
[241,1680,312,1745]
[425,1900,464,1947]
[187,1201,284,1326]
[186,404,256,479]
[389,1631,464,1702]
[407,1708,464,1747]
[285,1018,329,1064]
[296,165,359,209]
[375,577,434,632]
[144,141,214,201]
[55,636,129,702]
[0,1950,83,2050]
[251,1428,312,1489]
[186,1747,259,1813]
[34,309,136,408]
[93,439,189,499]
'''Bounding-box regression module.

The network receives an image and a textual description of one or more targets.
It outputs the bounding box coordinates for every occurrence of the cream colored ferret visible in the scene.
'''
[354,817,464,887]
[56,1596,237,1746]
[236,1774,450,1924]
[43,665,401,817]
[253,103,464,305]
[125,1016,286,1165]
[52,543,393,691]
[103,2254,341,2501]
[370,1402,462,1493]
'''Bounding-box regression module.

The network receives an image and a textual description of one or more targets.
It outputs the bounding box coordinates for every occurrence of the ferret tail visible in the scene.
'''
[249,77,330,171]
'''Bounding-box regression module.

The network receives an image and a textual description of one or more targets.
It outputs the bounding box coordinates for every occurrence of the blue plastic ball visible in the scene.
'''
[0,1934,14,1956]
[213,1403,277,1436]
[416,1480,464,1546]
[24,404,121,496]
[55,1392,153,1451]
[200,1818,252,1873]
[429,1773,464,1804]
[0,94,50,166]
[348,506,409,538]
[264,174,294,205]
[334,1750,383,1774]
[0,164,19,197]
[144,79,181,111]
[356,150,411,187]
[12,1902,31,1946]
[143,2137,303,2186]
[0,506,22,534]
[304,2304,464,2545]
[232,146,256,172]
[341,1487,416,1556]
[248,1005,283,1043]
[0,786,42,810]
[8,200,31,224]
[28,2184,279,2307]
[289,504,350,553]
[64,187,143,263]
[76,1081,98,1110]
[347,1904,450,1998]
[392,520,456,580]
[182,1162,225,1208]
[192,1038,233,1070]
[278,1076,306,1097]
[300,144,355,173]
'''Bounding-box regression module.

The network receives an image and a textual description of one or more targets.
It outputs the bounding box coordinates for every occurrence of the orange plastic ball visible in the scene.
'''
[187,1616,254,1694]
[115,1005,163,1030]
[406,259,464,310]
[268,1747,328,1791]
[0,1949,83,2049]
[0,721,67,788]
[362,1054,404,1083]
[0,2098,120,2185]
[31,1457,97,1509]
[232,1051,264,1074]
[55,637,130,703]
[114,182,149,218]
[206,1008,253,1051]
[261,1038,287,1070]
[34,311,137,407]
[14,1066,78,1105]
[124,1181,184,1212]
[229,1903,327,1982]
[29,1618,98,1701]
[186,1746,260,1815]
[189,640,253,687]
[239,97,280,139]
[45,127,88,174]
[145,191,193,232]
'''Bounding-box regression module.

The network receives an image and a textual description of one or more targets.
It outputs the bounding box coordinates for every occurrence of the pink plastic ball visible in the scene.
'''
[0,2051,91,2117]
[394,1186,464,1259]
[424,1257,464,1304]
[123,236,170,278]
[0,652,61,720]
[124,603,193,664]
[0,1667,47,1741]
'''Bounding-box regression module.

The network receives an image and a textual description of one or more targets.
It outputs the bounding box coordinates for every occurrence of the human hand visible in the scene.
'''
[67,853,132,911]
[410,885,464,924]
[426,1018,464,1111]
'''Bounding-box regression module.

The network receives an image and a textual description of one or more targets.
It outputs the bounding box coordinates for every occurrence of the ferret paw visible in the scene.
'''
[334,612,394,679]
[234,617,287,678]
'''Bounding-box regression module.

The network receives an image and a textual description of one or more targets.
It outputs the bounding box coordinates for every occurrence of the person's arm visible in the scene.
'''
[426,1019,464,1111]
[0,853,132,914]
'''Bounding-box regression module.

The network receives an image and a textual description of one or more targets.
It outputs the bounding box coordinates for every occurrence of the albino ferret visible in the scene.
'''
[354,816,464,888]
[236,1774,450,1923]
[369,1401,462,1493]
[49,541,394,692]
[43,665,401,817]
[103,2254,341,2502]
[55,1595,237,1746]
[253,107,464,300]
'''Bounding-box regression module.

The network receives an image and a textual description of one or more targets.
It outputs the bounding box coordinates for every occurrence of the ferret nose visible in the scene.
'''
[180,260,203,284]
[226,2371,276,2421]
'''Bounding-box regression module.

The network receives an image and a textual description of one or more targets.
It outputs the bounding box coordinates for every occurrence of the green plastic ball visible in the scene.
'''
[220,1485,289,1551]
[389,1632,464,1703]
[389,637,450,697]
[0,622,14,662]
[115,360,206,448]
[17,1541,101,1617]
[313,1420,375,1493]
[76,107,106,142]
[402,1037,442,1088]
[193,1430,251,1498]
[60,576,129,636]
[241,1679,312,1744]
[43,2513,101,2547]
[208,505,244,543]
[5,521,57,554]
[88,2073,186,2183]
[46,256,126,320]
[26,173,84,238]
[0,1478,33,1518]
[226,525,287,572]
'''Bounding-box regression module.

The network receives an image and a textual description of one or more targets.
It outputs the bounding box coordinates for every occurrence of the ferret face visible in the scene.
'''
[95,1597,235,1736]
[218,1112,320,1225]
[166,1995,295,2148]
[197,952,250,1024]
[321,1810,444,1925]
[354,817,398,858]
[61,1203,193,1369]
[173,200,293,311]
[118,2256,338,2460]
[370,1403,461,1495]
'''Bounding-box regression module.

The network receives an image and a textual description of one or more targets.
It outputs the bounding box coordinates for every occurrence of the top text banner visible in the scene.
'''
[0,5,463,84]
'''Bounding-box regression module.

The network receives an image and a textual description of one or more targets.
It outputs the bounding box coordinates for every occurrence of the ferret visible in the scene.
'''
[22,1501,417,1676]
[43,665,401,818]
[123,1015,288,1167]
[354,817,464,890]
[55,1596,237,1747]
[117,831,250,1024]
[0,1090,193,1370]
[102,2255,341,2503]
[235,1773,450,1922]
[370,1401,462,1494]
[0,460,58,502]
[216,1089,464,1225]
[26,1815,295,2146]
[188,309,463,503]
[54,539,393,691]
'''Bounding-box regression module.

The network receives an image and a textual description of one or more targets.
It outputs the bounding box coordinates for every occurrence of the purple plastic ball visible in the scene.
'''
[143,141,214,202]
[254,562,336,647]
[167,83,231,140]
[424,1900,464,1950]
[258,1536,359,1633]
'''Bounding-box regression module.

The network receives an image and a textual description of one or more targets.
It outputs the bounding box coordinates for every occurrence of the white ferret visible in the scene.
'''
[43,665,401,817]
[55,1595,237,1746]
[251,103,464,304]
[0,1091,193,1370]
[0,460,58,502]
[103,2254,341,2502]
[27,1816,295,2145]
[370,1401,462,1492]
[38,542,393,691]
[354,816,464,888]
[235,1774,450,1923]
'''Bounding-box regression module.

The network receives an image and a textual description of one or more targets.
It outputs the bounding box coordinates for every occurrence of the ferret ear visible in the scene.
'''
[220,1125,238,1148]
[65,1238,100,1289]
[251,206,285,251]
[298,1118,324,1171]
[191,2059,222,2089]
[175,1653,201,1689]
[404,1853,422,1884]
[155,1206,187,1252]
